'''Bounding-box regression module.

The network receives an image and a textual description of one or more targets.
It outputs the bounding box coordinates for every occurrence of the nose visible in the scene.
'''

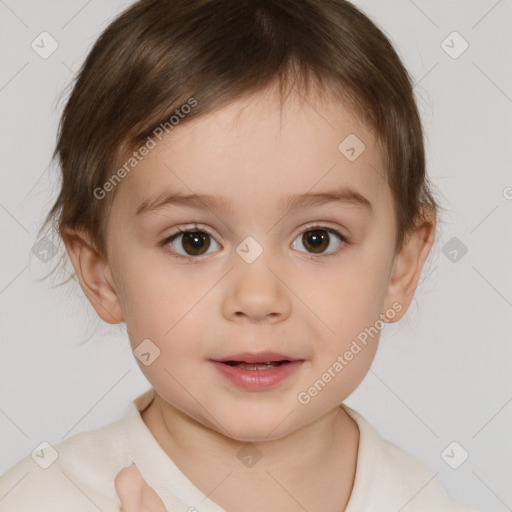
[221,250,292,324]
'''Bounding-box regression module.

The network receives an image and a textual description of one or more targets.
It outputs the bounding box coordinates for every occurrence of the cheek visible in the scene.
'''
[296,246,391,384]
[307,252,391,335]
[299,279,383,405]
[115,250,210,343]
[125,292,205,398]
[111,244,224,390]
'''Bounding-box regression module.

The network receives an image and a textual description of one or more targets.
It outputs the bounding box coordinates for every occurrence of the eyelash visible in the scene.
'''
[159,223,348,263]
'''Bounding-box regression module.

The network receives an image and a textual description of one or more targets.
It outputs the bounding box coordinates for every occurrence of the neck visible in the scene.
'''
[141,393,359,512]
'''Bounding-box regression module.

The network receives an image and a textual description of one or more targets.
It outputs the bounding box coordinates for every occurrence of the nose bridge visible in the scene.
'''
[221,235,291,322]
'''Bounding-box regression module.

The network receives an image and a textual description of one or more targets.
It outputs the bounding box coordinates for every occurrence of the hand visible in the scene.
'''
[115,463,168,512]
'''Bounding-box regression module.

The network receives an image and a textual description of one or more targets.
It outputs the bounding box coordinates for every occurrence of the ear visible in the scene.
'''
[382,210,436,323]
[61,227,124,324]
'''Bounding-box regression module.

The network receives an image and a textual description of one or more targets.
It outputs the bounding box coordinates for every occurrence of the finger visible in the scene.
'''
[140,482,169,512]
[115,463,144,511]
[115,463,168,512]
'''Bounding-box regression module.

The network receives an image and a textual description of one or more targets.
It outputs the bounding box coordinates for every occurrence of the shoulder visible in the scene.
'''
[376,438,469,511]
[343,405,477,512]
[0,416,129,512]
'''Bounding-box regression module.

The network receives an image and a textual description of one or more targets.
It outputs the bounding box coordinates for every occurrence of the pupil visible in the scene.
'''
[183,232,210,255]
[303,230,328,253]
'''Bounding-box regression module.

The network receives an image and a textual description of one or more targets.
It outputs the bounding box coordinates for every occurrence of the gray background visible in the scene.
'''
[1,1,511,510]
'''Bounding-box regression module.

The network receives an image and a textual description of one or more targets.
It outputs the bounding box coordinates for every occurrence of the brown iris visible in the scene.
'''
[302,229,329,253]
[181,231,211,255]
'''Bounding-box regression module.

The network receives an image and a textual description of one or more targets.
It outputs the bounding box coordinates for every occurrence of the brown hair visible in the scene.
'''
[39,0,441,286]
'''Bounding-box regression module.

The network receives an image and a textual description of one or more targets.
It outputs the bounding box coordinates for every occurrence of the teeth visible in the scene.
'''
[227,361,284,370]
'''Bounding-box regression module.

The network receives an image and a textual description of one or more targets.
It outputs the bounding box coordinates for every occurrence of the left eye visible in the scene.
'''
[291,227,345,255]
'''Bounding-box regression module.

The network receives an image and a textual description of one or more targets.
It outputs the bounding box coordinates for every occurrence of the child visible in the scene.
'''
[0,0,478,510]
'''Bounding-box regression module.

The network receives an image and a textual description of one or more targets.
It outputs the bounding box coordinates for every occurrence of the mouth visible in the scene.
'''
[223,360,289,370]
[211,351,301,368]
[209,352,304,390]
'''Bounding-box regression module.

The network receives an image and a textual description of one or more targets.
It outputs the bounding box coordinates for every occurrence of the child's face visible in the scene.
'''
[84,86,426,441]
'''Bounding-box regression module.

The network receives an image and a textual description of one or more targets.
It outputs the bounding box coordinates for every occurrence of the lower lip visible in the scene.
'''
[209,360,303,390]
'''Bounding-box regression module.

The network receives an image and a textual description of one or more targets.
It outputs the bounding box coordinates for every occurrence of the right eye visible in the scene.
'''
[160,225,222,260]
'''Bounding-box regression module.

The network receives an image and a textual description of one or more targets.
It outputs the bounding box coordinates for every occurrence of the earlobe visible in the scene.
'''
[383,212,436,323]
[61,228,124,324]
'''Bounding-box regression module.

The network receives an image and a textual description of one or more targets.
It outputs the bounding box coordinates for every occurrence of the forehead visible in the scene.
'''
[112,87,390,221]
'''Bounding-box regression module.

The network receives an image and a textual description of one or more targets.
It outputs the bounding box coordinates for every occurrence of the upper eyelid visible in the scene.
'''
[166,223,218,241]
[167,221,346,238]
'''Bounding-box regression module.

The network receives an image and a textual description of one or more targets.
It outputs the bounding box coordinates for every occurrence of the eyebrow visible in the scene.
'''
[135,186,373,216]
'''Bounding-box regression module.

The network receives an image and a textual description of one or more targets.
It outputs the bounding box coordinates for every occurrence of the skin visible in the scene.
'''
[63,82,435,512]
[115,464,167,512]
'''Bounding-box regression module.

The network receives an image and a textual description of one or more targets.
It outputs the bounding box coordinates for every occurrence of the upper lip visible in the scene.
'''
[211,352,302,363]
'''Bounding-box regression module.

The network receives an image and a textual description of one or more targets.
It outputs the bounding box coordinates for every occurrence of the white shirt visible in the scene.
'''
[0,387,476,511]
